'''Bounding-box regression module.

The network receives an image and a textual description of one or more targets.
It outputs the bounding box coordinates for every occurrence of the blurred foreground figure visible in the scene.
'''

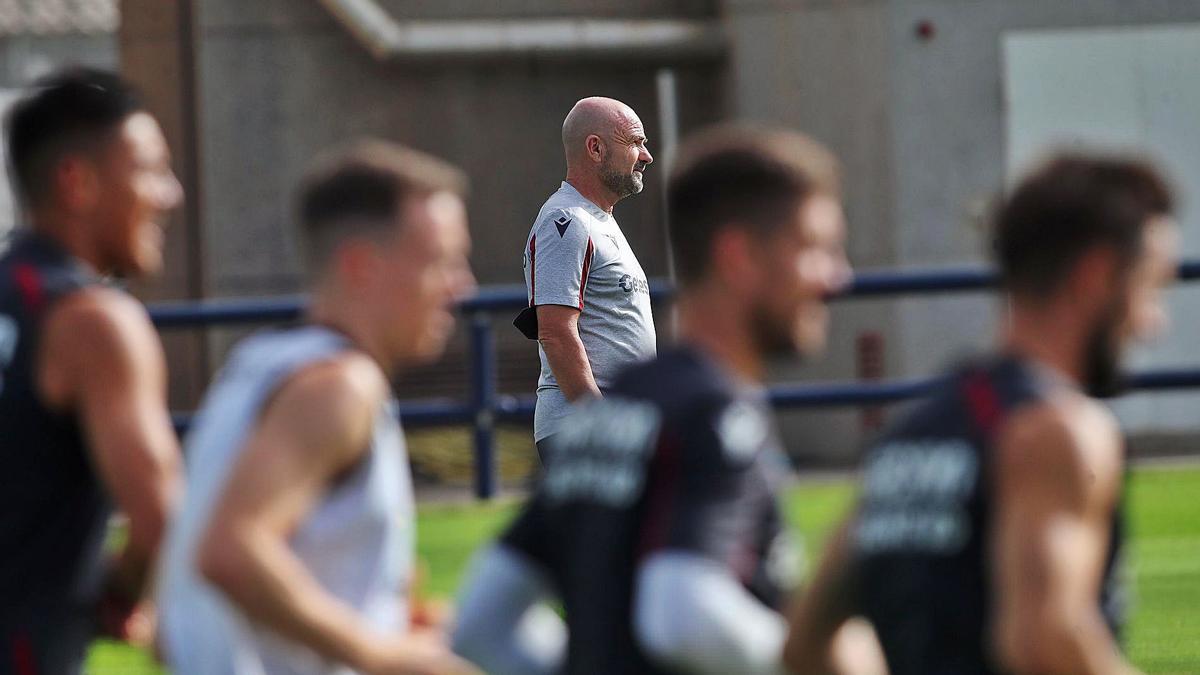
[454,126,878,675]
[0,68,184,672]
[784,154,1177,675]
[157,142,479,675]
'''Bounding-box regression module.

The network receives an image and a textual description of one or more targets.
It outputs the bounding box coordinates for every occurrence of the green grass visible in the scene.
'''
[88,466,1200,674]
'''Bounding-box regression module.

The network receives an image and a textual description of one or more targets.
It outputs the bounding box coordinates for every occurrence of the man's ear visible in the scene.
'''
[55,155,102,213]
[710,225,760,295]
[586,134,604,164]
[334,239,383,290]
[1069,245,1121,310]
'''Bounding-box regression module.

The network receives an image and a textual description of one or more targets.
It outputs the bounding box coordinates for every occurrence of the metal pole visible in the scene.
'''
[470,313,497,499]
[655,67,679,284]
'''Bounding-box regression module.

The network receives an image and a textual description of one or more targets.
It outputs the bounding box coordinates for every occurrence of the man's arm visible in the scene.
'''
[781,519,887,675]
[40,288,181,606]
[631,399,798,675]
[537,304,601,401]
[635,551,789,675]
[783,520,853,674]
[524,208,601,401]
[196,355,477,675]
[990,398,1139,675]
[451,544,565,675]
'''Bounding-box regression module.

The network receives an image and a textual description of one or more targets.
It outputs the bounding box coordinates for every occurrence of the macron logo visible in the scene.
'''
[554,215,572,237]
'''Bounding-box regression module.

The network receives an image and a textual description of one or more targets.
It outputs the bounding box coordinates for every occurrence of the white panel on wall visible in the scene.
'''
[1003,23,1200,434]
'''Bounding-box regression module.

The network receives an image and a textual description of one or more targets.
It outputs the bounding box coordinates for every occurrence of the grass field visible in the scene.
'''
[88,465,1200,674]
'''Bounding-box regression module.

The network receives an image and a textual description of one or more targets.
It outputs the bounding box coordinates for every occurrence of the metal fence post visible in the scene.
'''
[470,312,497,499]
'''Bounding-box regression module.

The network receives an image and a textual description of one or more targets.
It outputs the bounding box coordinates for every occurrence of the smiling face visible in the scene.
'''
[1081,215,1179,396]
[90,112,183,276]
[371,191,476,366]
[746,193,851,357]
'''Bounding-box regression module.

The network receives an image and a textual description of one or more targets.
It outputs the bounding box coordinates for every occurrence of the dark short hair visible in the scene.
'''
[994,153,1174,297]
[5,67,144,207]
[667,125,840,285]
[297,140,468,275]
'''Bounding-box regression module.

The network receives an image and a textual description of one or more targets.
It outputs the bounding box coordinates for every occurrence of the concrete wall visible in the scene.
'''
[116,0,1200,455]
[121,0,726,405]
[120,0,210,408]
[192,0,722,298]
[727,0,906,462]
[725,0,1200,460]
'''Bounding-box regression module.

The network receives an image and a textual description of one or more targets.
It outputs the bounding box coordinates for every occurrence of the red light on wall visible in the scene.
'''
[915,19,936,41]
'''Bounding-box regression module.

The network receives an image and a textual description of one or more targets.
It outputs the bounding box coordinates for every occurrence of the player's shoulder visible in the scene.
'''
[282,350,389,412]
[997,389,1123,497]
[263,350,390,453]
[534,204,595,238]
[612,349,766,463]
[46,285,156,353]
[612,348,733,411]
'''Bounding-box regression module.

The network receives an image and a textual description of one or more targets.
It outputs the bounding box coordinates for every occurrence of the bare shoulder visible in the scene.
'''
[260,350,390,463]
[39,286,163,407]
[996,390,1123,507]
[45,285,157,352]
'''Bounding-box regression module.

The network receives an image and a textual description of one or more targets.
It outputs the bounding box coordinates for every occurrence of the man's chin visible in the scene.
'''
[411,332,454,364]
[785,328,828,360]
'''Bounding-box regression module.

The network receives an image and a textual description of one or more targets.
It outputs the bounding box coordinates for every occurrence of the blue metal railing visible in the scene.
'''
[151,262,1200,499]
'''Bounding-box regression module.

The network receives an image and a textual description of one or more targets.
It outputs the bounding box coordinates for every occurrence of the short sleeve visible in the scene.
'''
[528,208,594,311]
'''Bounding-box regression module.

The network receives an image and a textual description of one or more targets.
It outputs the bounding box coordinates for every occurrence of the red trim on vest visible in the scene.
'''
[13,264,44,314]
[963,371,1003,438]
[10,631,37,675]
[637,429,682,559]
[578,237,594,309]
[528,235,537,306]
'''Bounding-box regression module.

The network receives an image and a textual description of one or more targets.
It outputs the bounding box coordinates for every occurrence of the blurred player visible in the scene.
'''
[454,126,869,674]
[513,97,657,458]
[156,142,479,675]
[0,68,184,673]
[783,154,1177,675]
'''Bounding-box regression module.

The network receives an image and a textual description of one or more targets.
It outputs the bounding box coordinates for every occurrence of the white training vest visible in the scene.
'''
[156,325,414,675]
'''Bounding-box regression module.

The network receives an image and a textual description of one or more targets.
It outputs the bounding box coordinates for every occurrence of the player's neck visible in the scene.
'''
[676,293,764,385]
[27,209,102,273]
[308,288,394,377]
[1002,301,1088,389]
[563,174,617,214]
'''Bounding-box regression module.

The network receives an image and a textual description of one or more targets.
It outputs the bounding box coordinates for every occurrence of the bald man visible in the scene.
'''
[514,97,657,458]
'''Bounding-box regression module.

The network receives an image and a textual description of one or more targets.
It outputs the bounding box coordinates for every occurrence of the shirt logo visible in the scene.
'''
[854,439,979,555]
[554,215,572,238]
[618,274,650,295]
[717,400,768,464]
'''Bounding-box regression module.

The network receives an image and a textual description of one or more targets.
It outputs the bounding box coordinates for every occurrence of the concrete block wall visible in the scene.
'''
[122,0,727,405]
[725,0,1200,459]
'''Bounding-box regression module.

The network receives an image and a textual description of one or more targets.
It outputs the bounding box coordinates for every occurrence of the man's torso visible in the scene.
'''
[502,347,797,674]
[850,354,1127,675]
[158,325,414,675]
[521,182,657,440]
[0,231,109,672]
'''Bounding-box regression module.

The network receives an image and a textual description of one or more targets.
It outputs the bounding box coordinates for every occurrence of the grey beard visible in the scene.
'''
[601,167,642,199]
